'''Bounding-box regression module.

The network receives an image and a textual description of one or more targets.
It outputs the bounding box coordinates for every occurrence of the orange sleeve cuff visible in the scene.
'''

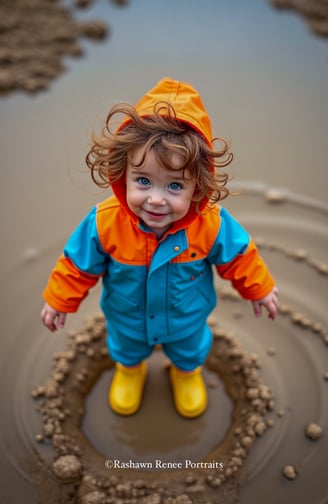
[42,254,100,312]
[216,239,276,300]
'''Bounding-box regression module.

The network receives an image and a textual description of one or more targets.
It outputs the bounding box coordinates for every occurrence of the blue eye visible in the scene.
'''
[169,182,183,191]
[137,177,151,186]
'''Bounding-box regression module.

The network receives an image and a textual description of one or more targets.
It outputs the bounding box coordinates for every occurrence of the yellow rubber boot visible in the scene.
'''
[109,361,147,415]
[169,366,207,418]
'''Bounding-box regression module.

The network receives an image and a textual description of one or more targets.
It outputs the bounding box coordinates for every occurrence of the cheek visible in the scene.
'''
[125,184,134,206]
[174,196,192,215]
[126,186,143,208]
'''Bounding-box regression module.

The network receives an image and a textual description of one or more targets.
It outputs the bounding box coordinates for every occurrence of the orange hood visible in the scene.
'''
[132,77,212,145]
[111,77,214,232]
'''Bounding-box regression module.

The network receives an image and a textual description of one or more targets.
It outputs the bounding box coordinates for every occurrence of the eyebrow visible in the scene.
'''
[131,169,186,181]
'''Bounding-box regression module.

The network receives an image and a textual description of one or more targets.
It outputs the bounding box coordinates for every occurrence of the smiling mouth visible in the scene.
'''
[144,210,168,219]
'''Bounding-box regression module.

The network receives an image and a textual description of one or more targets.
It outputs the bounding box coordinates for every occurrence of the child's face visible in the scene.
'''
[126,146,196,239]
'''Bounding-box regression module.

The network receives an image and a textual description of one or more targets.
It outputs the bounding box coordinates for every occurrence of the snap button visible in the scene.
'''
[174,246,180,252]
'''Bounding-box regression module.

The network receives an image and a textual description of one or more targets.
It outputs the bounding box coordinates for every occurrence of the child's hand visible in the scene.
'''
[252,286,279,320]
[41,302,67,332]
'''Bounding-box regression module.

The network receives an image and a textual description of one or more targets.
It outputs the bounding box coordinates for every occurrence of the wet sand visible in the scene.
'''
[0,0,110,95]
[0,1,327,503]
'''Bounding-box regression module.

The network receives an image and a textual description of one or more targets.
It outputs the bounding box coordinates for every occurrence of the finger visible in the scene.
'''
[47,317,57,332]
[253,301,262,318]
[267,301,278,320]
[272,287,279,305]
[57,312,66,329]
[43,311,58,332]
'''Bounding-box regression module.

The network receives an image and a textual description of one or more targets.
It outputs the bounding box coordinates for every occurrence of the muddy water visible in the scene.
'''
[0,1,327,503]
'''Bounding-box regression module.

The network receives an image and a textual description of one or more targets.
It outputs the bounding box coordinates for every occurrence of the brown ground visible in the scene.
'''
[31,310,276,503]
[0,0,117,95]
[0,2,327,504]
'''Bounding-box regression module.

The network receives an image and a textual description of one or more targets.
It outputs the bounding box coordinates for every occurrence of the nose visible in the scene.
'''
[148,188,166,206]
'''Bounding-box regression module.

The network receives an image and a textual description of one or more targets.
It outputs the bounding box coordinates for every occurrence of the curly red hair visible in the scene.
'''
[86,101,233,207]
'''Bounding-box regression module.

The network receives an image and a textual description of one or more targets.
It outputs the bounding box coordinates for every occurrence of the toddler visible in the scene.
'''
[41,77,278,418]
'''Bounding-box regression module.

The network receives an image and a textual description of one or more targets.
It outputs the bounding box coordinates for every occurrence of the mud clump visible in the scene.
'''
[79,21,108,40]
[271,0,328,38]
[52,454,83,482]
[305,423,323,441]
[282,465,297,480]
[265,188,287,204]
[80,490,108,504]
[0,0,110,95]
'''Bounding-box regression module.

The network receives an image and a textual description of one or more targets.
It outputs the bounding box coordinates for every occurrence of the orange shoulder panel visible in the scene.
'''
[170,205,221,263]
[96,197,150,265]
